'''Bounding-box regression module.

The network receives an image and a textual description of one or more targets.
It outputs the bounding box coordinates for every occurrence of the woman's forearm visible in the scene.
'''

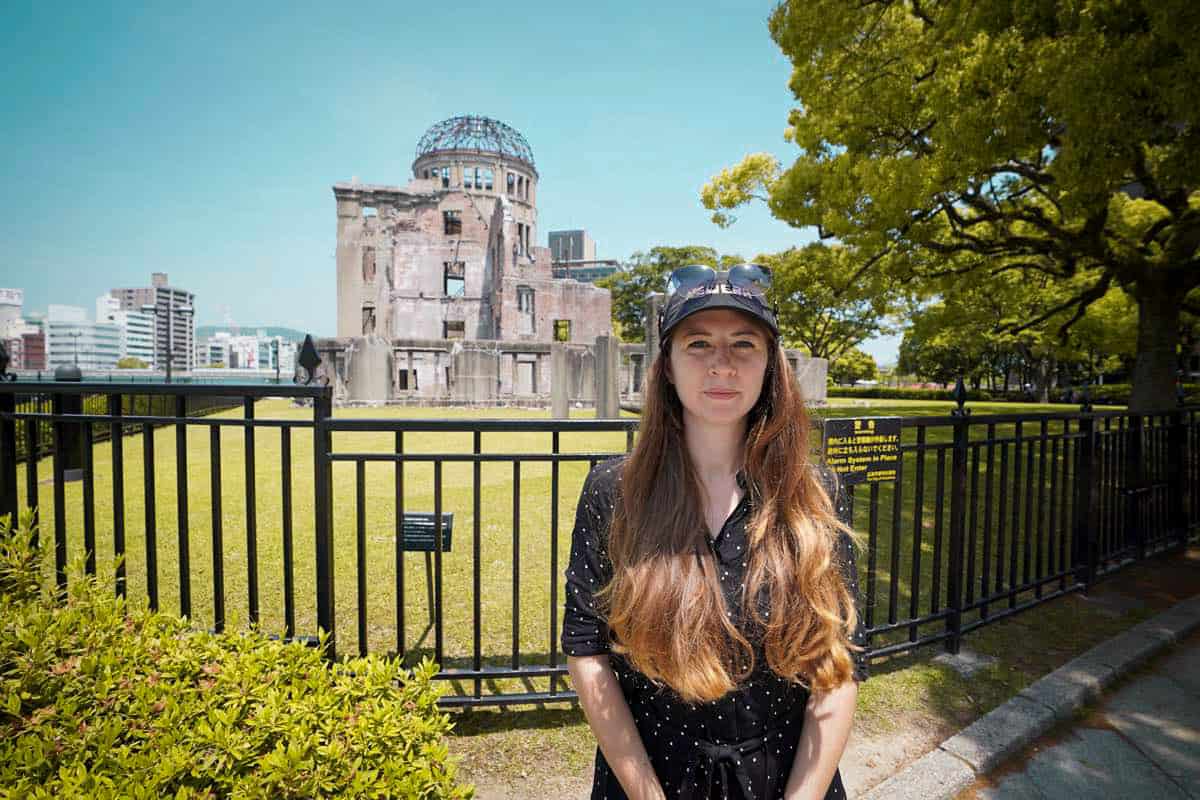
[568,655,665,800]
[783,679,858,800]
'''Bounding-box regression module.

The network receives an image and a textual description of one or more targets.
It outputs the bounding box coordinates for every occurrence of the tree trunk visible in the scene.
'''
[1129,284,1183,413]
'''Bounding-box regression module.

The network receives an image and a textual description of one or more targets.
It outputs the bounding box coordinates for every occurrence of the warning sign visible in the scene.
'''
[822,417,901,485]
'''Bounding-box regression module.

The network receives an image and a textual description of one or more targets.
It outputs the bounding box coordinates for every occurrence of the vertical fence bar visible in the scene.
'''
[1061,422,1074,584]
[945,412,969,654]
[1034,418,1048,596]
[549,430,561,695]
[312,391,335,659]
[1168,409,1186,547]
[433,459,444,666]
[966,443,980,609]
[1072,414,1099,589]
[243,397,259,624]
[996,441,1009,597]
[356,460,368,657]
[175,395,191,619]
[51,394,67,593]
[143,421,158,611]
[210,425,225,632]
[24,402,40,525]
[1126,415,1145,560]
[108,395,126,598]
[1009,422,1023,608]
[908,428,926,640]
[473,430,482,698]
[981,424,996,618]
[888,443,903,626]
[280,426,295,639]
[930,447,946,614]
[1022,420,1036,588]
[0,392,16,523]
[511,460,521,670]
[866,481,880,630]
[82,421,96,576]
[395,431,405,658]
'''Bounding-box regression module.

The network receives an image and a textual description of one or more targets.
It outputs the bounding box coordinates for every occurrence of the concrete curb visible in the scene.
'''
[858,593,1200,800]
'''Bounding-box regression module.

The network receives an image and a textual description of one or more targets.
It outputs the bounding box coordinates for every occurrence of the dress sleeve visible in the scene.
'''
[561,463,615,657]
[821,466,870,682]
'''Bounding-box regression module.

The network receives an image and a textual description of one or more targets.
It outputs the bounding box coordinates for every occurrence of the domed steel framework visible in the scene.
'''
[415,115,535,169]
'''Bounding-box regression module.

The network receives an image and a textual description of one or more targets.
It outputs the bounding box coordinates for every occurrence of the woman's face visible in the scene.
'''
[666,308,771,428]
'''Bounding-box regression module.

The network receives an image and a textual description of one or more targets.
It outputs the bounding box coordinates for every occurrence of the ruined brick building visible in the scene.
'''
[334,116,611,349]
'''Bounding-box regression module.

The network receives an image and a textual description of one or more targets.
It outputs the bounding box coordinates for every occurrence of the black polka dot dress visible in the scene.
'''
[562,457,868,800]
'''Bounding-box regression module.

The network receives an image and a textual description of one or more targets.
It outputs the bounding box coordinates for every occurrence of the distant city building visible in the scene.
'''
[198,330,296,373]
[551,259,620,283]
[110,272,196,371]
[96,295,155,365]
[45,304,120,370]
[0,288,22,337]
[548,229,596,263]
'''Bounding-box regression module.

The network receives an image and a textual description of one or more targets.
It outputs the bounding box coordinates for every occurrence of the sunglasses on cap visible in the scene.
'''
[664,263,773,299]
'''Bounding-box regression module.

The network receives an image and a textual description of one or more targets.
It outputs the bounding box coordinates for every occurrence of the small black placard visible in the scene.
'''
[822,417,901,485]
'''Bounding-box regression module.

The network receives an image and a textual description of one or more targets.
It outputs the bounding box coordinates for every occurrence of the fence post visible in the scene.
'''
[1167,408,1187,548]
[1072,414,1100,589]
[0,392,16,525]
[944,379,970,655]
[313,388,336,660]
[1125,414,1145,560]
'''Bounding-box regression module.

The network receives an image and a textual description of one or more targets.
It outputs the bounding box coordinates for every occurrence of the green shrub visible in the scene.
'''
[826,386,994,401]
[0,510,473,800]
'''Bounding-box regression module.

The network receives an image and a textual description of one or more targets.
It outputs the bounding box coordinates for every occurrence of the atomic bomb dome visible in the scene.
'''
[415,115,536,172]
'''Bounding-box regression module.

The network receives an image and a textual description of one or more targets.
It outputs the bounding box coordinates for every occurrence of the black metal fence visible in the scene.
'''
[0,381,1196,709]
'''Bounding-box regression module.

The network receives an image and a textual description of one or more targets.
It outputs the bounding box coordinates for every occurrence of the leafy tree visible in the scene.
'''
[758,243,902,363]
[116,356,149,369]
[829,347,878,386]
[703,0,1200,411]
[598,246,738,342]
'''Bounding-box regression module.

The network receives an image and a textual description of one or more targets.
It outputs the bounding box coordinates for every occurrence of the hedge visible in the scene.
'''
[827,383,1200,406]
[0,509,473,800]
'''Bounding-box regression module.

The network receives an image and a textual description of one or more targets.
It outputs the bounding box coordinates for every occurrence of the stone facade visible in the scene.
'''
[334,116,612,369]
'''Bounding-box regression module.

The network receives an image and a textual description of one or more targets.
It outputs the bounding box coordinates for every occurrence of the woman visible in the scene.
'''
[563,264,867,800]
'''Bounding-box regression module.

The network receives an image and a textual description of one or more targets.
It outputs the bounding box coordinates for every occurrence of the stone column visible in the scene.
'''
[595,335,620,418]
[551,343,569,419]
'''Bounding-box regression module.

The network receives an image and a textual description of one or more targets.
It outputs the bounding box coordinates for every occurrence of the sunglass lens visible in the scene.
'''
[728,264,772,288]
[665,265,717,296]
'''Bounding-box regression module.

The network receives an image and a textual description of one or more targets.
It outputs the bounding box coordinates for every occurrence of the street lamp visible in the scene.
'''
[272,338,281,384]
[142,301,194,383]
[67,330,82,365]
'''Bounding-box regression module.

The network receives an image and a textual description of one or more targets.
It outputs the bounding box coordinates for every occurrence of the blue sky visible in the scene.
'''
[1,1,900,364]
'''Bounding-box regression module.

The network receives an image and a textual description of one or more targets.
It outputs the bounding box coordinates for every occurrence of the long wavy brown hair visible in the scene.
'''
[596,331,861,703]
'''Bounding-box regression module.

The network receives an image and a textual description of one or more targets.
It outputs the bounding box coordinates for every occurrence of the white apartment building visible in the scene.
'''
[46,304,120,370]
[96,295,155,366]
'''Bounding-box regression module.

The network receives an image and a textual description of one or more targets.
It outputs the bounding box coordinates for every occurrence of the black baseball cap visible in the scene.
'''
[658,265,779,343]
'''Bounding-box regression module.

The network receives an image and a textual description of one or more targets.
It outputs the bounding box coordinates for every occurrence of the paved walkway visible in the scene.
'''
[961,631,1200,799]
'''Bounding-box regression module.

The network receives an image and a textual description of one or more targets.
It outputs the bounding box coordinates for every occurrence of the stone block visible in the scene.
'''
[940,695,1058,774]
[858,748,975,800]
[551,343,569,419]
[1017,654,1114,723]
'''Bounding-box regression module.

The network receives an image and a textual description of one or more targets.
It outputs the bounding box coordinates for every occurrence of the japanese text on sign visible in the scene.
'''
[822,417,901,485]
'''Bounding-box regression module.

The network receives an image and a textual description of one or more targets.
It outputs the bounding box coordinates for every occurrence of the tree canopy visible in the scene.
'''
[758,243,902,362]
[703,0,1200,410]
[598,246,739,342]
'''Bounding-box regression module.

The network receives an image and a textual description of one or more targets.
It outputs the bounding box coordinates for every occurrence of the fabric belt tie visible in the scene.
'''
[672,725,786,800]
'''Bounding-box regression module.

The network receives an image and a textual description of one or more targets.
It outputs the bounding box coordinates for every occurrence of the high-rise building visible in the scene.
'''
[548,229,596,263]
[96,295,155,366]
[45,305,120,370]
[110,273,195,371]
